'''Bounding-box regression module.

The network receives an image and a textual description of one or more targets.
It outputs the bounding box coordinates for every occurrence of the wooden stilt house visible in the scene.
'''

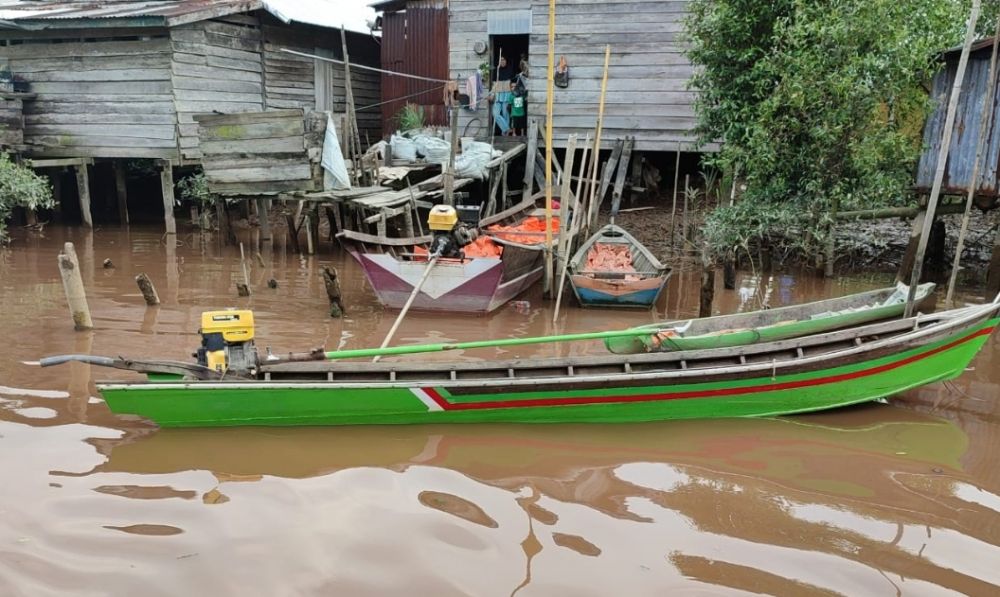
[0,0,380,228]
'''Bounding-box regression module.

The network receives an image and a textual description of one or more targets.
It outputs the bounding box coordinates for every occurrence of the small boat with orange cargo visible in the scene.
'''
[567,224,671,308]
[338,199,558,313]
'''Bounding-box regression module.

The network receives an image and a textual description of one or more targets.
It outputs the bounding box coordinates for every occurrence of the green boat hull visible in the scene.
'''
[98,318,997,427]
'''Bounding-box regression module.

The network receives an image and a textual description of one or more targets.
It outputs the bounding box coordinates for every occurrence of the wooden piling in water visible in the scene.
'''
[58,242,93,330]
[135,272,160,307]
[160,162,176,235]
[699,245,716,319]
[322,266,345,317]
[135,273,160,306]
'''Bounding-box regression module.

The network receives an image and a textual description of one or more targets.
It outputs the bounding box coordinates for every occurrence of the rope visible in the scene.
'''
[279,48,452,83]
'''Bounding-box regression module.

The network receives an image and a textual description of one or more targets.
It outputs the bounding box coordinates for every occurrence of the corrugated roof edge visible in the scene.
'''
[0,0,373,34]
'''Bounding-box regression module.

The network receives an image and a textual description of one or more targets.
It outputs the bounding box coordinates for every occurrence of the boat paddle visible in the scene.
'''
[372,252,440,363]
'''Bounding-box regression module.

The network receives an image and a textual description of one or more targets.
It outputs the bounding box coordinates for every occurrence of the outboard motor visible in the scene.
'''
[427,204,480,258]
[194,310,259,375]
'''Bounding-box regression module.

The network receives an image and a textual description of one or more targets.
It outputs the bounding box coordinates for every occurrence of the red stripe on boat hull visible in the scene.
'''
[421,327,994,411]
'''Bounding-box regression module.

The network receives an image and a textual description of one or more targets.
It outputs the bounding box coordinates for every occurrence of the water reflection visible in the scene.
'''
[2,226,1000,595]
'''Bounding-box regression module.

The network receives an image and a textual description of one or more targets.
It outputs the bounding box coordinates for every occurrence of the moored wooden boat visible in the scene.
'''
[567,224,671,308]
[83,298,998,427]
[338,198,555,313]
[605,282,936,354]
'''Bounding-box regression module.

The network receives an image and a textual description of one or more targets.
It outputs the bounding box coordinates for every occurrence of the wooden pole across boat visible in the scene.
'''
[372,254,439,362]
[323,326,666,362]
[946,19,999,306]
[543,0,557,297]
[905,0,981,318]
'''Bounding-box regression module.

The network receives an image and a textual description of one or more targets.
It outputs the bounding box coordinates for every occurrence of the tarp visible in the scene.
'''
[322,113,351,191]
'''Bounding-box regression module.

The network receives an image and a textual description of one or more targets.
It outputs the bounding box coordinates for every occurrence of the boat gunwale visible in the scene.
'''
[97,302,999,391]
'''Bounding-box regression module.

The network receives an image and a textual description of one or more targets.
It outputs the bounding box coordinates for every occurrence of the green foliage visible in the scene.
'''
[0,153,54,240]
[175,171,217,208]
[397,103,425,132]
[687,0,969,258]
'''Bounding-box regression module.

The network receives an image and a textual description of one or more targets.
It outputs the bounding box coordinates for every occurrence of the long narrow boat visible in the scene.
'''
[47,297,999,427]
[567,224,671,308]
[605,282,936,354]
[338,198,556,313]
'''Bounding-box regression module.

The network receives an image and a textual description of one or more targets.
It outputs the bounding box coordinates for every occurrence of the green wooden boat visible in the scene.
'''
[40,296,999,427]
[604,283,936,355]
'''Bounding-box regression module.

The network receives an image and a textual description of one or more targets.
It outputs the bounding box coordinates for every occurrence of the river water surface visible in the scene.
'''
[2,226,1000,596]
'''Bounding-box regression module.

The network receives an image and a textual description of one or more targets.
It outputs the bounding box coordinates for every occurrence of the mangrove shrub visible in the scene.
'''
[687,0,972,257]
[0,153,53,241]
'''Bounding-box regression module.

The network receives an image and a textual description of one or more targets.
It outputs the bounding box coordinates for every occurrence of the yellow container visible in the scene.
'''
[427,205,458,231]
[200,310,255,342]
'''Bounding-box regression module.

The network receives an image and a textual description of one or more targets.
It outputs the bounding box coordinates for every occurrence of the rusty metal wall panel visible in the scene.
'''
[916,46,1000,198]
[380,5,448,136]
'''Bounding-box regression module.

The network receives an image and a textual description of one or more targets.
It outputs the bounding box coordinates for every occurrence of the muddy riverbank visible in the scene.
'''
[2,225,1000,595]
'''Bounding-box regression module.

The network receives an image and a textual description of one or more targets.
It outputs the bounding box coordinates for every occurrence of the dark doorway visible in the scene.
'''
[489,34,529,137]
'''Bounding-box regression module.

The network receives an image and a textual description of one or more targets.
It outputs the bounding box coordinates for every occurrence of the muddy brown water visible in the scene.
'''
[2,226,1000,595]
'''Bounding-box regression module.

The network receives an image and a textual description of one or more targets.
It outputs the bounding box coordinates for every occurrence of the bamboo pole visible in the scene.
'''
[319,326,674,361]
[946,19,1000,305]
[58,242,92,330]
[670,143,680,251]
[552,134,579,322]
[543,0,557,297]
[445,106,459,205]
[905,0,981,318]
[584,45,611,234]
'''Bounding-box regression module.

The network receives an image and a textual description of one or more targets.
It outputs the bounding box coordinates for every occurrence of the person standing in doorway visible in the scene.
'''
[510,81,527,136]
[492,54,513,135]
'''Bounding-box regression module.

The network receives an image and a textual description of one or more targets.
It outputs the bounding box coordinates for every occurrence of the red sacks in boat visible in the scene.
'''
[586,243,640,282]
[487,216,560,245]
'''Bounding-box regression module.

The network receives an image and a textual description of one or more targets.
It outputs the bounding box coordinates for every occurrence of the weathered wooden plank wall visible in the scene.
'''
[448,0,699,151]
[261,16,382,147]
[171,17,265,161]
[0,94,25,149]
[0,28,179,158]
[195,108,317,196]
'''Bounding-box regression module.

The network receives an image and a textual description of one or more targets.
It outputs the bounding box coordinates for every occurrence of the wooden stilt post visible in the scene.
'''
[988,227,1000,297]
[699,243,715,318]
[555,134,578,282]
[824,196,839,278]
[947,21,1000,304]
[74,164,93,228]
[58,242,93,330]
[160,161,176,235]
[257,198,271,240]
[522,119,539,201]
[905,0,981,318]
[322,266,345,317]
[113,161,129,225]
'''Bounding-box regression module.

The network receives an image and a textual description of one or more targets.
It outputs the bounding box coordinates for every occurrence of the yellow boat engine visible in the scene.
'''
[427,204,480,258]
[194,310,259,374]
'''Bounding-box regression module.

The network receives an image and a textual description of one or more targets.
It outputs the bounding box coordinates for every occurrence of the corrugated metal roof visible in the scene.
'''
[0,0,260,23]
[0,0,373,32]
[916,42,1000,198]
